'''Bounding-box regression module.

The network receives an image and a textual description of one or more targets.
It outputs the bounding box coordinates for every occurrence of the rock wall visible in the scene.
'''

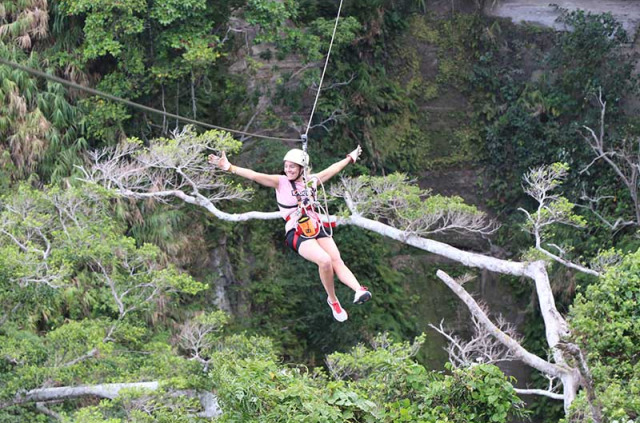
[484,0,640,40]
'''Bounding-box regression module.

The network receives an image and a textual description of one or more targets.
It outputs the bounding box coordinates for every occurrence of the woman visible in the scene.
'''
[208,146,371,322]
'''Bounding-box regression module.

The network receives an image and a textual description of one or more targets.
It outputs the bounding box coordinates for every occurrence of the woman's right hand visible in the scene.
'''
[208,151,231,171]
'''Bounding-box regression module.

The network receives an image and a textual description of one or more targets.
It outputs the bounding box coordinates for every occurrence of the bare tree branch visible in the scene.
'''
[579,87,640,226]
[514,388,564,400]
[310,74,356,92]
[308,109,346,133]
[35,402,61,420]
[335,174,498,237]
[434,269,585,410]
[575,196,635,232]
[238,102,265,142]
[178,315,224,372]
[429,311,521,368]
[61,348,99,368]
[0,382,221,418]
[434,270,565,377]
[557,342,603,423]
[80,127,251,205]
[535,244,599,276]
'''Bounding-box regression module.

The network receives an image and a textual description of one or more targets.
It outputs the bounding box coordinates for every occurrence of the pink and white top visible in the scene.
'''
[275,175,318,233]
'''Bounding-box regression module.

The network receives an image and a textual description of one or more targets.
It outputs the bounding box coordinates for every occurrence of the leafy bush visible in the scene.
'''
[568,248,640,421]
[210,332,526,422]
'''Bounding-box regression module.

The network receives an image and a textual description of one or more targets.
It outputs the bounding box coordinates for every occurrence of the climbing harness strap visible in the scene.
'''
[289,179,316,206]
[288,180,320,238]
[284,178,335,239]
[277,201,297,209]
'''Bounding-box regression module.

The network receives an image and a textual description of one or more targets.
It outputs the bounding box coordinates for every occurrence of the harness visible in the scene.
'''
[282,179,335,248]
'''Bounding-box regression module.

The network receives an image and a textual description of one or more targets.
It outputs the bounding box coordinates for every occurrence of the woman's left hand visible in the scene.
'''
[347,145,362,163]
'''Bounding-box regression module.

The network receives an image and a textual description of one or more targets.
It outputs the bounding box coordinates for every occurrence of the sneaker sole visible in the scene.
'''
[354,291,372,305]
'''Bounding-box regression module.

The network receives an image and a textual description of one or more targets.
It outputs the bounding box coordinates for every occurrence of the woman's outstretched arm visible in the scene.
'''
[208,152,280,188]
[315,145,362,184]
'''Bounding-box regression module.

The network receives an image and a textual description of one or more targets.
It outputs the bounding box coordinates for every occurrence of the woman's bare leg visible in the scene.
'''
[297,239,338,302]
[317,237,361,292]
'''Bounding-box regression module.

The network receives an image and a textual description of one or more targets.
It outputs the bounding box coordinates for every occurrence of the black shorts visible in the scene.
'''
[285,227,332,253]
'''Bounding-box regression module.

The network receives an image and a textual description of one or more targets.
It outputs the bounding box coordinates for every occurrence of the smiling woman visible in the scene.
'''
[208,145,372,322]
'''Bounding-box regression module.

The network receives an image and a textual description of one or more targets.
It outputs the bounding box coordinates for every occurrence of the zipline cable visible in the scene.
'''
[2,0,345,145]
[0,57,300,143]
[303,0,344,139]
[298,0,344,237]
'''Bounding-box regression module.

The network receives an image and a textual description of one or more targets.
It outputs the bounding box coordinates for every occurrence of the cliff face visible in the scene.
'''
[484,0,640,40]
[483,0,640,124]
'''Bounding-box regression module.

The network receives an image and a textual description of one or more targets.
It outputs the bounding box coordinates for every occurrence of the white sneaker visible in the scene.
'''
[327,298,348,322]
[353,287,372,304]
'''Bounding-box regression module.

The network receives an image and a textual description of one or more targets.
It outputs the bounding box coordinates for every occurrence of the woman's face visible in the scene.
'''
[284,161,302,180]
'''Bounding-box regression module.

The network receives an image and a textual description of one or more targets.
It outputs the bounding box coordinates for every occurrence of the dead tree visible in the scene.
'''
[580,88,640,228]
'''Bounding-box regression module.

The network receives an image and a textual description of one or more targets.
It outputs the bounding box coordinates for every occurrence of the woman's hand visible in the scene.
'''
[347,145,362,163]
[208,151,231,171]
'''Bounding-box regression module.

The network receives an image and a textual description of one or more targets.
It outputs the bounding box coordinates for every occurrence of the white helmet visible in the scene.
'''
[283,149,310,167]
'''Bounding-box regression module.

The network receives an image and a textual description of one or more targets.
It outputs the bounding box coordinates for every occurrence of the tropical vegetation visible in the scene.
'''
[1,1,639,422]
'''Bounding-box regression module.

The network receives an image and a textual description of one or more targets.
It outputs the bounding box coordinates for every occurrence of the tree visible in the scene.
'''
[0,183,211,420]
[580,88,640,230]
[3,316,525,422]
[0,1,88,182]
[208,330,526,422]
[518,162,598,276]
[565,248,640,422]
[81,127,604,416]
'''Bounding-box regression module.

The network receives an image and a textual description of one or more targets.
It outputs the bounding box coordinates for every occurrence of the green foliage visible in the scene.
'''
[310,16,361,50]
[551,8,633,114]
[433,13,494,88]
[315,12,491,173]
[244,0,296,37]
[79,97,131,145]
[0,45,87,183]
[2,2,640,422]
[59,0,146,60]
[432,365,525,422]
[150,0,207,26]
[63,387,209,423]
[326,63,413,172]
[351,173,486,234]
[0,183,212,421]
[568,248,640,421]
[210,332,525,422]
[571,249,640,370]
[481,9,638,208]
[51,0,238,147]
[325,333,430,406]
